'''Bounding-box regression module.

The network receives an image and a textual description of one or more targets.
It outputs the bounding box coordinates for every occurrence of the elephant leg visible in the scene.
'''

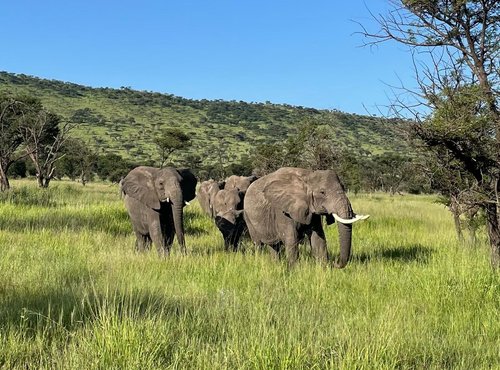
[159,211,175,256]
[149,218,168,257]
[144,235,152,250]
[161,216,175,250]
[134,232,151,252]
[229,221,245,252]
[267,243,281,260]
[285,243,299,267]
[309,215,329,263]
[163,226,175,250]
[283,227,299,267]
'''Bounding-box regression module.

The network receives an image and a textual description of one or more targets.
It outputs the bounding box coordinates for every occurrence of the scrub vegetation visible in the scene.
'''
[0,71,408,167]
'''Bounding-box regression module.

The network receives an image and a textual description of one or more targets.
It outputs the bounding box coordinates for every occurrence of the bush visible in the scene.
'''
[7,160,27,178]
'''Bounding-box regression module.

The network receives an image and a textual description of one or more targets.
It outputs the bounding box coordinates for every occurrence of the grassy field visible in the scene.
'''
[0,180,498,369]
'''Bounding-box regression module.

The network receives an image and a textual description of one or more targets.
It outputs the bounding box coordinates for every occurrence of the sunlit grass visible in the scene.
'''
[0,180,498,369]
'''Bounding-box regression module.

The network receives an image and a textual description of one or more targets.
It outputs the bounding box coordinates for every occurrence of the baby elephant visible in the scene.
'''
[213,188,246,251]
[197,179,225,218]
[198,175,258,251]
[121,166,197,255]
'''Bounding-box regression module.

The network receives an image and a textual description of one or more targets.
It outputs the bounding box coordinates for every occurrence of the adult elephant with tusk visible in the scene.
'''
[243,167,369,267]
[121,166,197,256]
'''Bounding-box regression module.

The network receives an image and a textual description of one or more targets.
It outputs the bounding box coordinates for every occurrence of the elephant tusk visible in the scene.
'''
[166,197,170,203]
[184,201,190,206]
[332,213,370,224]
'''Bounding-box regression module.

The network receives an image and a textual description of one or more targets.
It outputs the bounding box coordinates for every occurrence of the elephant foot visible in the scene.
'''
[157,247,170,258]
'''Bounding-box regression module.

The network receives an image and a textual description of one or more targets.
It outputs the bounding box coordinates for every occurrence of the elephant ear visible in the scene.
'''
[178,169,198,202]
[263,174,312,225]
[121,167,161,210]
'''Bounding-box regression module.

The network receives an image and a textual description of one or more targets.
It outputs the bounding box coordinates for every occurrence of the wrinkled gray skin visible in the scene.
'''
[121,166,197,255]
[244,167,362,268]
[213,189,245,251]
[197,179,225,218]
[224,175,259,193]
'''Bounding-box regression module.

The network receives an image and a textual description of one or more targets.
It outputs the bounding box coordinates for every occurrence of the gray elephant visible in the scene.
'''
[212,188,246,251]
[224,175,258,193]
[121,166,197,255]
[244,167,369,267]
[197,179,225,218]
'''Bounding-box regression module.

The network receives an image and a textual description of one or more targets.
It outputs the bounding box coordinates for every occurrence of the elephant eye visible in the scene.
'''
[320,190,326,195]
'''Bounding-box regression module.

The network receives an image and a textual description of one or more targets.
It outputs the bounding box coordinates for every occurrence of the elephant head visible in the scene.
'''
[198,180,215,216]
[213,188,246,251]
[207,180,225,217]
[213,189,244,224]
[224,175,258,193]
[121,166,197,247]
[263,168,368,268]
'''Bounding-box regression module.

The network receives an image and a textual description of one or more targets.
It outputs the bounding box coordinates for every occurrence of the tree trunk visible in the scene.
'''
[453,210,464,243]
[36,173,43,188]
[37,174,51,188]
[485,203,500,269]
[450,202,464,243]
[42,177,51,188]
[81,170,87,186]
[0,164,10,192]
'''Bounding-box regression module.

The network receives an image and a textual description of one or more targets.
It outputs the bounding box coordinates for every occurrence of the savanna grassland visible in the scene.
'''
[0,180,498,369]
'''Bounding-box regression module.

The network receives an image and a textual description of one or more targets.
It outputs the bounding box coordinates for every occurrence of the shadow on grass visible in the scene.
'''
[1,208,211,237]
[354,244,434,264]
[0,211,131,237]
[0,276,211,338]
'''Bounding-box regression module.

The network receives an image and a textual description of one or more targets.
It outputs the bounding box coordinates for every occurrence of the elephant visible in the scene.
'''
[212,188,246,251]
[243,167,369,267]
[224,175,259,193]
[121,166,197,255]
[197,179,225,218]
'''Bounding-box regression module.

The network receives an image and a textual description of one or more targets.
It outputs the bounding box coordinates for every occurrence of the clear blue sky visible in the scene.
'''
[0,0,415,114]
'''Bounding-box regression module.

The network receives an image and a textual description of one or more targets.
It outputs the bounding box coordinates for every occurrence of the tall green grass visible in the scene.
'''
[0,180,498,369]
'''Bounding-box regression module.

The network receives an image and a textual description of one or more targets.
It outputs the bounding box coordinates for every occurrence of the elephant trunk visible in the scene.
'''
[172,195,186,254]
[334,222,352,268]
[330,197,355,268]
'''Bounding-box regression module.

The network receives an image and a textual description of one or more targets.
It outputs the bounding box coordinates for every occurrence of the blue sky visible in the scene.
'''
[0,0,415,114]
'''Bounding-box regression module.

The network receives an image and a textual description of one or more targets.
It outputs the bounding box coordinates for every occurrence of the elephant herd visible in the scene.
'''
[120,166,369,268]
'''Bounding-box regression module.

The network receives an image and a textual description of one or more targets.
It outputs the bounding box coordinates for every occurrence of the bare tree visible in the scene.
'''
[361,0,500,268]
[19,109,74,188]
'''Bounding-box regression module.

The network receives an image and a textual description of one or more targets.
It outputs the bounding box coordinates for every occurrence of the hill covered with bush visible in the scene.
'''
[0,71,409,168]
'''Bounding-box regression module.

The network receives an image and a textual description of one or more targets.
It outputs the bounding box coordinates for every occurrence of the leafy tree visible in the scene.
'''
[95,153,134,182]
[153,128,190,167]
[0,95,33,191]
[225,154,254,177]
[58,138,98,185]
[251,142,289,176]
[6,159,27,179]
[251,121,341,176]
[363,0,500,267]
[181,153,203,175]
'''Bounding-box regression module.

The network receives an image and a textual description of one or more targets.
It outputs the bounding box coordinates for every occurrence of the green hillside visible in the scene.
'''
[0,71,408,166]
